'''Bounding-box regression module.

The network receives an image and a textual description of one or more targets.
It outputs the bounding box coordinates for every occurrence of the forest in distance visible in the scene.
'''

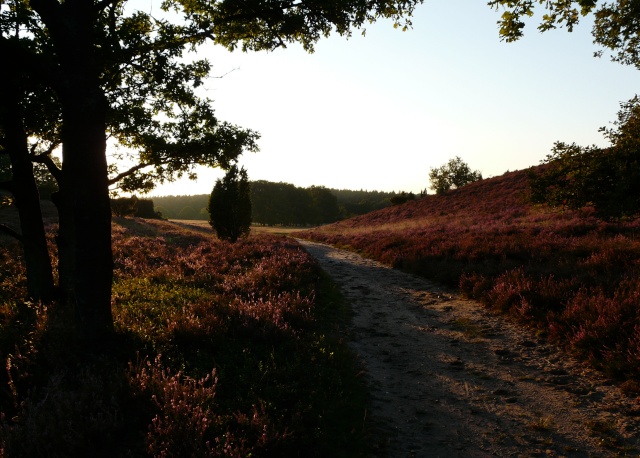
[151,180,400,225]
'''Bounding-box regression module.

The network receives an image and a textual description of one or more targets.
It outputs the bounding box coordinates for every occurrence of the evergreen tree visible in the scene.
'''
[208,165,251,242]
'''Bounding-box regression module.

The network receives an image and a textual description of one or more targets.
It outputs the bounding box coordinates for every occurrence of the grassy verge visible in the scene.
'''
[0,218,369,457]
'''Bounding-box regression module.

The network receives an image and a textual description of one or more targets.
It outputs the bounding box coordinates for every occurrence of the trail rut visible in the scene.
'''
[297,240,640,458]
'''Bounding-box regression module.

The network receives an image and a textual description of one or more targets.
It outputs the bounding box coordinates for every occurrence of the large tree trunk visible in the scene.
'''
[55,90,114,342]
[0,81,56,302]
[43,2,114,342]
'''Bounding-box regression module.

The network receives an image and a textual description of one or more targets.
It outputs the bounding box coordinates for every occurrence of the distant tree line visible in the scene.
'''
[332,188,397,216]
[250,181,339,226]
[152,181,399,224]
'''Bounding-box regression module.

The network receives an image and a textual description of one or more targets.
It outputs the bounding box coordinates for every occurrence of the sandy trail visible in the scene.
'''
[297,239,640,458]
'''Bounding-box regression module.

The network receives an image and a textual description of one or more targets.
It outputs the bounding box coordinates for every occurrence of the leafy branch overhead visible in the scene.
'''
[489,0,640,70]
[175,0,423,52]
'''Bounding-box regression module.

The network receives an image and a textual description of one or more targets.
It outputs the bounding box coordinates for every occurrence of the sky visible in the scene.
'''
[144,0,639,197]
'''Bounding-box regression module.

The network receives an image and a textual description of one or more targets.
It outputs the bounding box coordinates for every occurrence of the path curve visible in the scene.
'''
[297,240,640,458]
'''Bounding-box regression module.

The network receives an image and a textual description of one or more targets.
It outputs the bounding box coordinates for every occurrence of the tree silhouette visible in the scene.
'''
[208,165,251,243]
[0,0,424,342]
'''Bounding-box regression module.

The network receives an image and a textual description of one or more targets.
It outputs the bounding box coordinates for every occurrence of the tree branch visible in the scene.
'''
[31,151,62,182]
[95,0,123,13]
[107,162,151,186]
[28,0,64,37]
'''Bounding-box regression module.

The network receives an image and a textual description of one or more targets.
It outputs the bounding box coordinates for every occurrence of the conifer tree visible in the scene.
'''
[208,165,251,242]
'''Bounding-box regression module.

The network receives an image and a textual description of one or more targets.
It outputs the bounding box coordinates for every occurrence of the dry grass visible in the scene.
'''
[170,219,309,236]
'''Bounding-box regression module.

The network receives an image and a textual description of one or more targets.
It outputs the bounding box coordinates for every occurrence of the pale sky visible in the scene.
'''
[144,0,638,196]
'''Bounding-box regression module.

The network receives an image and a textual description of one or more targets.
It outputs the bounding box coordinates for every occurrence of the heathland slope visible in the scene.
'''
[298,168,640,382]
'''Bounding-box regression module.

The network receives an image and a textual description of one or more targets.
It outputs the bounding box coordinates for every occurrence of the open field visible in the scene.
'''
[3,169,640,455]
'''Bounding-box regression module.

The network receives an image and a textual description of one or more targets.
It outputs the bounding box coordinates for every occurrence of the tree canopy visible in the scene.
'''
[489,0,640,69]
[429,156,482,195]
[0,0,425,341]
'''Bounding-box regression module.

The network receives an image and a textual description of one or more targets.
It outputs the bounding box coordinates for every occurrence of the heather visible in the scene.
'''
[299,169,640,379]
[0,218,368,456]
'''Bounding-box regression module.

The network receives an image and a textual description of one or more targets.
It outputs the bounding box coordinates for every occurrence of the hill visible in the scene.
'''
[299,168,640,382]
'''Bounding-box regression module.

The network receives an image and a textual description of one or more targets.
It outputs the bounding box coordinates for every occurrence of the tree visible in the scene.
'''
[0,69,57,303]
[489,0,640,70]
[429,156,482,194]
[111,196,161,218]
[178,206,198,220]
[530,97,640,219]
[1,0,423,342]
[208,165,252,242]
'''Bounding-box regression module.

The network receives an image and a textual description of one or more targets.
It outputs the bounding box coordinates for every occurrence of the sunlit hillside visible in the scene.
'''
[299,168,640,382]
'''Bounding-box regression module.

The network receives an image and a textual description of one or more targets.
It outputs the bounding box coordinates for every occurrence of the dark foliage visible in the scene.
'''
[207,165,252,242]
[390,191,416,205]
[111,196,162,218]
[429,156,482,194]
[530,97,640,219]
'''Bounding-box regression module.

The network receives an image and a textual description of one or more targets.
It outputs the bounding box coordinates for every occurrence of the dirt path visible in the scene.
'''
[297,240,640,458]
